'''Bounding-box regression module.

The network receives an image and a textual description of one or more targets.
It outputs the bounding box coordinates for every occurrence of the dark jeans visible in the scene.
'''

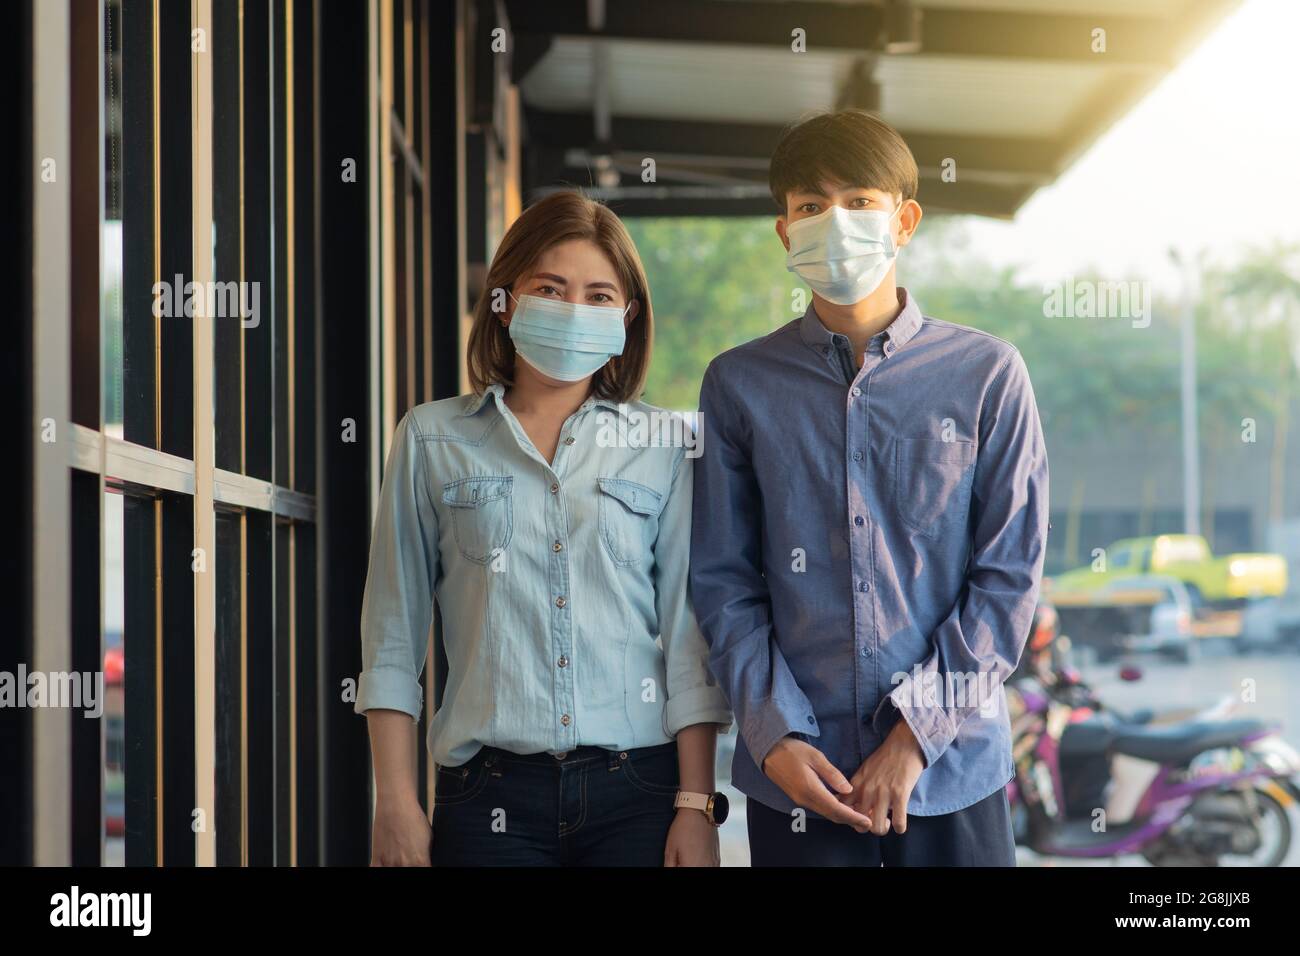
[747,785,1016,866]
[430,742,679,866]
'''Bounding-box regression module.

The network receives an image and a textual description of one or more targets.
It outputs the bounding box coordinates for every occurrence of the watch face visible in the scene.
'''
[710,791,730,825]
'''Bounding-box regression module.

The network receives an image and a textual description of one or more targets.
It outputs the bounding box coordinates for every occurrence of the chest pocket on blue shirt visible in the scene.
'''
[596,477,662,567]
[442,476,514,564]
[894,438,976,538]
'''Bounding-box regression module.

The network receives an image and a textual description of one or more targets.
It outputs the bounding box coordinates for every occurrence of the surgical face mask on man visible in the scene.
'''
[507,291,629,382]
[784,202,905,305]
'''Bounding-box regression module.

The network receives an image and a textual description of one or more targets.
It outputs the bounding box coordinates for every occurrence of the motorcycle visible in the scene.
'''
[1005,603,1300,865]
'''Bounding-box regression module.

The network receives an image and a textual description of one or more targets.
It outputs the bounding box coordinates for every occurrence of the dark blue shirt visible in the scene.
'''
[690,289,1049,816]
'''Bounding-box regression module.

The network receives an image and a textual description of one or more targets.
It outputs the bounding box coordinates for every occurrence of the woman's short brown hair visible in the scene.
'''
[466,190,653,402]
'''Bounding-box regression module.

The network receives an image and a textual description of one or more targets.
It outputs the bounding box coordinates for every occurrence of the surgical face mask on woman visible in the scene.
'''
[507,291,629,382]
[784,202,905,305]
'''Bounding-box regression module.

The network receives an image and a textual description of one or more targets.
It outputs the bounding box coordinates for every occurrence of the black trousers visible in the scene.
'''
[747,786,1016,867]
[430,742,679,866]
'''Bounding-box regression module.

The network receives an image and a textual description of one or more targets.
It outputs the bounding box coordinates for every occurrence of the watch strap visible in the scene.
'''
[674,791,713,814]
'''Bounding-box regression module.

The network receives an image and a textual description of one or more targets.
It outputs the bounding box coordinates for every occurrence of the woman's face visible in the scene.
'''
[508,239,635,315]
[502,238,640,388]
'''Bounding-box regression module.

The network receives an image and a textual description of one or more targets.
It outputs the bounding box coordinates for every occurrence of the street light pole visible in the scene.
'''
[1175,250,1201,535]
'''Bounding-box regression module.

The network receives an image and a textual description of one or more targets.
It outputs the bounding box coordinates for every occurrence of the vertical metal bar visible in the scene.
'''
[284,0,298,868]
[31,0,72,869]
[67,0,107,867]
[378,0,395,468]
[419,0,432,403]
[453,0,469,395]
[237,0,249,868]
[191,0,217,868]
[153,0,163,865]
[311,0,326,864]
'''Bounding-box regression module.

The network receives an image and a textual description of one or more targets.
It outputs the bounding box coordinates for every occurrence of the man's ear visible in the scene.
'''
[896,199,922,249]
[775,216,790,252]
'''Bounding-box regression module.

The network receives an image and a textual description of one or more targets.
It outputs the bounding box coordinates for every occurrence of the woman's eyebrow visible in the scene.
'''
[533,272,567,285]
[585,281,618,290]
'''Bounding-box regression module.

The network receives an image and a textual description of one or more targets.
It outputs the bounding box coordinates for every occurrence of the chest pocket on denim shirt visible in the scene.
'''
[442,476,514,564]
[894,437,976,538]
[597,477,663,567]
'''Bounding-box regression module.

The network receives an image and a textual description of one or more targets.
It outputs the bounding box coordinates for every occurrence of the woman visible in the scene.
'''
[356,191,731,866]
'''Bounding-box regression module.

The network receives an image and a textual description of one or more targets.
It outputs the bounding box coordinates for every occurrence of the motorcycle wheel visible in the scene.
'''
[1142,786,1292,867]
[1219,788,1291,867]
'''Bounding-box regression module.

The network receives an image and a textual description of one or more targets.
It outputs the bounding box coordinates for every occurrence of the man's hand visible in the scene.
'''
[840,719,925,836]
[762,737,874,832]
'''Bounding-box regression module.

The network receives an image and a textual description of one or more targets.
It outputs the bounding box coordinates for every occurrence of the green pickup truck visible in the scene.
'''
[1050,534,1288,608]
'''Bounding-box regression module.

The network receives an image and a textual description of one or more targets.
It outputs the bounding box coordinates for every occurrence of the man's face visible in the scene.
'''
[776,181,920,253]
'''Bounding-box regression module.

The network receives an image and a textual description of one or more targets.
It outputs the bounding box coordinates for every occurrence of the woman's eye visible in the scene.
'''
[536,285,560,296]
[591,293,614,304]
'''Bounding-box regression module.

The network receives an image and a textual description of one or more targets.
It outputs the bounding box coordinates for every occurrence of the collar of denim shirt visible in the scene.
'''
[797,285,924,357]
[459,381,625,417]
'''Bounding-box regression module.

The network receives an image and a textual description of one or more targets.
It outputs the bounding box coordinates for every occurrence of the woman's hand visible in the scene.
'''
[370,794,433,866]
[664,808,720,867]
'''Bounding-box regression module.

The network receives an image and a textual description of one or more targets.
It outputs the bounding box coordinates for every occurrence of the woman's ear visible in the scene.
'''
[624,299,641,326]
[497,287,516,327]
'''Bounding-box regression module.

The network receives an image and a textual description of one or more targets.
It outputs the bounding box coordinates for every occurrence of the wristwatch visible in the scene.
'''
[674,790,730,827]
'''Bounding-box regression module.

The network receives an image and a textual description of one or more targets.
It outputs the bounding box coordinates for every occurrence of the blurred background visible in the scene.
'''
[9,0,1300,867]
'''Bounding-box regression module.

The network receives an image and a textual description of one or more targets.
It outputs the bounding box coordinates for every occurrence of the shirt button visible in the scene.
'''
[854,515,864,527]
[555,596,567,608]
[560,714,571,727]
[851,387,861,397]
[564,436,575,445]
[806,715,816,726]
[858,581,871,593]
[550,482,559,494]
[862,645,874,658]
[552,540,563,552]
[557,656,569,668]
[852,451,863,462]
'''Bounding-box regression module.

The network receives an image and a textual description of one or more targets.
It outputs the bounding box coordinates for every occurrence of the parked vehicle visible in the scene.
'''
[1006,607,1300,865]
[1240,520,1300,651]
[1048,535,1288,656]
[1051,533,1287,607]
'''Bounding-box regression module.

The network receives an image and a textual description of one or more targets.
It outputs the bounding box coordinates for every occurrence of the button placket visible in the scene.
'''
[846,357,882,760]
[545,441,577,752]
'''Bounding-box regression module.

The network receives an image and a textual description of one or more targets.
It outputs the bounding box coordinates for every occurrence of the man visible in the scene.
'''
[690,109,1048,866]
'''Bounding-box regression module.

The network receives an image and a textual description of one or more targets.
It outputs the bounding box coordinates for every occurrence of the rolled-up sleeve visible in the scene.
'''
[690,361,821,767]
[872,349,1049,766]
[657,442,732,736]
[355,410,441,721]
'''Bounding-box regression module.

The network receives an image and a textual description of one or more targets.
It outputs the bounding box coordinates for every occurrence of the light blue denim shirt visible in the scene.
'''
[355,384,731,766]
[691,289,1049,817]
